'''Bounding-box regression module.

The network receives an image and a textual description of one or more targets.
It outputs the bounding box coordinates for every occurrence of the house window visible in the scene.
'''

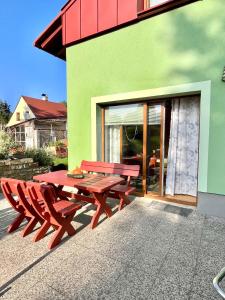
[16,112,20,121]
[15,125,25,146]
[147,0,170,8]
[24,111,30,120]
[138,0,195,13]
[138,0,170,11]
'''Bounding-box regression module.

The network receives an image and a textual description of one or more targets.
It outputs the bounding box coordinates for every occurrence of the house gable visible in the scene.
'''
[7,97,36,127]
[34,0,198,60]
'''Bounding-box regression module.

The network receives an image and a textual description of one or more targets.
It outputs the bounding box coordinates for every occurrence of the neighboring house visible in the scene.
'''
[7,95,67,149]
[34,0,225,217]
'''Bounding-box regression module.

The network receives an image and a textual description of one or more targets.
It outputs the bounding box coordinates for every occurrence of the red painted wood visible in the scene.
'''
[62,13,66,45]
[0,178,43,236]
[111,184,136,195]
[81,160,140,177]
[33,171,123,229]
[27,182,81,249]
[81,160,140,170]
[64,0,81,44]
[98,0,118,32]
[118,0,137,25]
[91,191,112,228]
[80,161,139,210]
[81,0,98,38]
[33,170,124,194]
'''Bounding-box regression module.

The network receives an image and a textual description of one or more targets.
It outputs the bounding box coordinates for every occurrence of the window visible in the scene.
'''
[14,125,25,146]
[104,104,144,192]
[138,0,170,11]
[24,111,30,120]
[16,112,20,121]
[138,0,195,14]
[147,0,170,8]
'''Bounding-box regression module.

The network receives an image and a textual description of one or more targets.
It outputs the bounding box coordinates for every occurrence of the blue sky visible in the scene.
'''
[0,0,67,110]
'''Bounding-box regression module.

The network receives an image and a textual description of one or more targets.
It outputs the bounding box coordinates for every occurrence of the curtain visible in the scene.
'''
[105,126,120,163]
[166,96,200,197]
[104,104,143,163]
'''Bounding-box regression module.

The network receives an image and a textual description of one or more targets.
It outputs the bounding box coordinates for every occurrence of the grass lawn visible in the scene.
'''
[53,156,68,166]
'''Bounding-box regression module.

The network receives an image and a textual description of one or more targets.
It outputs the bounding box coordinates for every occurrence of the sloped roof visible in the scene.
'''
[22,96,67,119]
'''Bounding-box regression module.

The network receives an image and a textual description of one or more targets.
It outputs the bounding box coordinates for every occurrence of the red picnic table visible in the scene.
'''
[33,170,124,229]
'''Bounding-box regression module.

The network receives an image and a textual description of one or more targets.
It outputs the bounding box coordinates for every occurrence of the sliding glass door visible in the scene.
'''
[146,104,164,195]
[104,104,144,192]
[103,102,168,195]
[102,96,199,203]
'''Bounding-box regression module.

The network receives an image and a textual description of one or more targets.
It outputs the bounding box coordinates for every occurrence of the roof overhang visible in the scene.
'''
[34,13,66,60]
[34,0,200,60]
[35,118,67,123]
[6,119,35,128]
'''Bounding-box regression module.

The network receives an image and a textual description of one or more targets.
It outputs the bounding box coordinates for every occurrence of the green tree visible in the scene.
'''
[0,100,11,125]
[60,100,67,107]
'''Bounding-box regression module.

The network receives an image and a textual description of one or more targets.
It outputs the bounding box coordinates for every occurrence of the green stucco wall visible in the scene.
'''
[66,0,225,195]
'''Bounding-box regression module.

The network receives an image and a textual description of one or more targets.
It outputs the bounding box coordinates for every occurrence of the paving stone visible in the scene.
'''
[192,273,221,299]
[191,271,221,299]
[104,265,159,300]
[189,292,221,300]
[129,227,177,273]
[153,260,194,296]
[1,195,225,300]
[150,280,190,300]
[0,233,49,285]
[0,243,88,300]
[196,251,225,277]
[0,281,68,300]
[42,247,125,299]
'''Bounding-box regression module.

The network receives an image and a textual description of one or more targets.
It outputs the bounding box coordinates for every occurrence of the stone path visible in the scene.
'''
[1,195,225,299]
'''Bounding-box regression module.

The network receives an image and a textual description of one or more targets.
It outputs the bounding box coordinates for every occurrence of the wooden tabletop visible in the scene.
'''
[33,170,124,194]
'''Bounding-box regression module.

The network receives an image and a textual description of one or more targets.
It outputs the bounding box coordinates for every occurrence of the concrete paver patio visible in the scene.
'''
[1,194,225,300]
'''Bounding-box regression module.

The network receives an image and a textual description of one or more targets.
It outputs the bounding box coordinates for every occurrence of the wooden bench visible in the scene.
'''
[80,160,140,210]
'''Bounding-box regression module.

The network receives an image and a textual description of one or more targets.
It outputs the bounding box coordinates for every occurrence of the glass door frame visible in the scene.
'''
[101,100,166,197]
[144,103,166,197]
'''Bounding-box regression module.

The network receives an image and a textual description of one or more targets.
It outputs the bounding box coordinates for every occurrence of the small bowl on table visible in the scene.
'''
[67,172,84,179]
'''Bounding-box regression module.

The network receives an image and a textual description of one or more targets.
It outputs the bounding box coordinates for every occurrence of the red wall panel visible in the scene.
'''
[81,0,98,38]
[64,0,81,44]
[98,0,118,32]
[62,0,139,46]
[118,0,137,25]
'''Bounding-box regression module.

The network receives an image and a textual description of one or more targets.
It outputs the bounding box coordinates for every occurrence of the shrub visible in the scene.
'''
[55,140,66,147]
[0,130,20,159]
[24,148,53,166]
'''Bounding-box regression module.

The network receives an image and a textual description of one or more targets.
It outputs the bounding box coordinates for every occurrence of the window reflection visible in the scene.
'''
[104,104,143,192]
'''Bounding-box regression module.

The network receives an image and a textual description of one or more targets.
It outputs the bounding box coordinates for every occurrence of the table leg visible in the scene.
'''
[48,184,69,201]
[91,192,112,229]
[118,193,131,210]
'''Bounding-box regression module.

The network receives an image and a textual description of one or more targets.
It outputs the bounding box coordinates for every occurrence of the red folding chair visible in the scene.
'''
[1,178,43,237]
[26,182,82,249]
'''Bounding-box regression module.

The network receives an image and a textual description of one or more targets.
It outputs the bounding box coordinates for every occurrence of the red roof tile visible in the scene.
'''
[22,96,67,119]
